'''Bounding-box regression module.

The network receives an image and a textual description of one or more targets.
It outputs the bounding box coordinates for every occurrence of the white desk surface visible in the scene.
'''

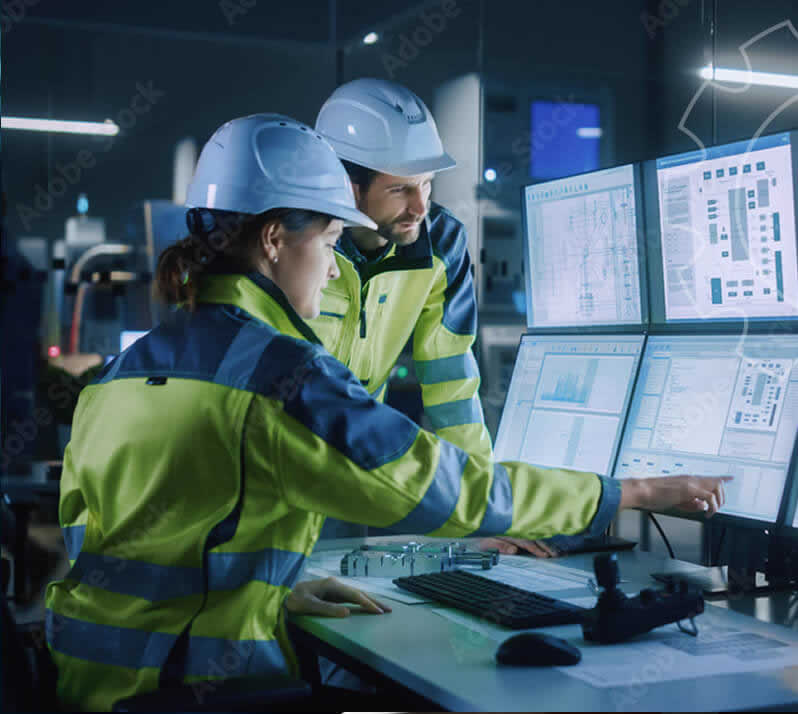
[289,536,798,712]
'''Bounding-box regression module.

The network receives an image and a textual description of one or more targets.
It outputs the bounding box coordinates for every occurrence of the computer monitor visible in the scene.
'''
[522,163,646,329]
[494,334,645,476]
[645,131,798,324]
[120,330,148,352]
[614,334,798,525]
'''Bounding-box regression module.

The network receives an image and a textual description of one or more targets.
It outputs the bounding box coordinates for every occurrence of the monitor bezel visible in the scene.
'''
[611,332,798,531]
[644,129,798,329]
[494,332,647,479]
[521,162,649,332]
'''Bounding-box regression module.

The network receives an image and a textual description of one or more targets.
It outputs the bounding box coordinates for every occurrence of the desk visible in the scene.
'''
[289,537,798,711]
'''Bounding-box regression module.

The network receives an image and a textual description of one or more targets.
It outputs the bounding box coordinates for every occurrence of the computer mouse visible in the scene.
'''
[495,632,582,666]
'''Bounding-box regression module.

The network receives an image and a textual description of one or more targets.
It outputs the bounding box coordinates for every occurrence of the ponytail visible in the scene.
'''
[153,207,332,310]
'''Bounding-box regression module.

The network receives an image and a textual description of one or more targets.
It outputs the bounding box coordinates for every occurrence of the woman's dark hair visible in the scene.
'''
[154,207,331,310]
[341,160,378,193]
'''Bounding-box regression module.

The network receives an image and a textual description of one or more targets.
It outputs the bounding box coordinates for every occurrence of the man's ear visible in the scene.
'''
[351,181,363,207]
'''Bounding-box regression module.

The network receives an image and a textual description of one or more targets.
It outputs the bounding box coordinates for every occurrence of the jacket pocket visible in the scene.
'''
[309,289,351,354]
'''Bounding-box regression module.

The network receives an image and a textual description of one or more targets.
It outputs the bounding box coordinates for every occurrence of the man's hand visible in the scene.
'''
[477,537,560,557]
[284,577,392,618]
[621,475,732,516]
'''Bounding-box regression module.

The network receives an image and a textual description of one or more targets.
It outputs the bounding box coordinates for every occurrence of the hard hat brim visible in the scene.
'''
[273,195,378,231]
[343,151,457,178]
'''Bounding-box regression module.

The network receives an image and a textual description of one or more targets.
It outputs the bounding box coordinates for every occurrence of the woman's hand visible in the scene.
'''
[284,577,392,618]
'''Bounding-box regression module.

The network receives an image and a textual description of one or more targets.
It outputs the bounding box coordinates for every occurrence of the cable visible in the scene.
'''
[648,513,676,560]
[677,617,699,637]
[713,526,727,566]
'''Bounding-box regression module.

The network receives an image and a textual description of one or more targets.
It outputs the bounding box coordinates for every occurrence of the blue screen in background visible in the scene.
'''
[530,101,601,179]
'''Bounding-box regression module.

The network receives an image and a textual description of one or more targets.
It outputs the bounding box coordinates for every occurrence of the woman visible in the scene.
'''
[46,114,729,711]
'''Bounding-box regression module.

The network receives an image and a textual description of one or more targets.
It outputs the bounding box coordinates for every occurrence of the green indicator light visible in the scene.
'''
[397,366,409,379]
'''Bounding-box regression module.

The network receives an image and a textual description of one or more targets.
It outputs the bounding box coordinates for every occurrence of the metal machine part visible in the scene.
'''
[340,541,499,577]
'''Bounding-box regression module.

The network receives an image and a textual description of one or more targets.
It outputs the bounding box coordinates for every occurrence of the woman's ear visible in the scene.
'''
[260,221,284,264]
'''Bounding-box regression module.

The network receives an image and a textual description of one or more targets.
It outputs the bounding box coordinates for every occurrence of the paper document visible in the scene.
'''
[431,606,798,689]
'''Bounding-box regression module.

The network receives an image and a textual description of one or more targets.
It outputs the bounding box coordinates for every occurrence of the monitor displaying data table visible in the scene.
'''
[494,334,645,476]
[650,131,798,323]
[523,164,646,328]
[615,335,798,524]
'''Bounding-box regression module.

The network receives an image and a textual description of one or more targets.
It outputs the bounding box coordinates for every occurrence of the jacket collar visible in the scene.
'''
[196,272,321,344]
[336,213,434,283]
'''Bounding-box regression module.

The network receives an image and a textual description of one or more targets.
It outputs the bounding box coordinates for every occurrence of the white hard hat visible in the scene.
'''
[185,113,376,229]
[315,78,456,177]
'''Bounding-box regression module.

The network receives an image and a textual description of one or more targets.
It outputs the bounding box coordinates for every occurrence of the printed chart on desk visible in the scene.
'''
[494,335,644,476]
[656,132,798,322]
[615,335,798,523]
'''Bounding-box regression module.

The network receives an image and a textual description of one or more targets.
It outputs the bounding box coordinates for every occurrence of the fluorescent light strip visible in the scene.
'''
[576,127,602,139]
[1,117,120,135]
[699,65,798,89]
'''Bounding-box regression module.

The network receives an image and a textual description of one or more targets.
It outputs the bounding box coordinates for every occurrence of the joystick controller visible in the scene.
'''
[582,553,704,644]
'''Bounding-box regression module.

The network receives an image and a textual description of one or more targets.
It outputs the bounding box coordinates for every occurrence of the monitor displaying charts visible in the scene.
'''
[652,131,798,323]
[494,335,645,476]
[120,330,148,352]
[615,335,798,524]
[523,164,645,328]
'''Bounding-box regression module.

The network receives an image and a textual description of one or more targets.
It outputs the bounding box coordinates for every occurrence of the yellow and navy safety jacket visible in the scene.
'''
[46,272,620,711]
[310,202,492,462]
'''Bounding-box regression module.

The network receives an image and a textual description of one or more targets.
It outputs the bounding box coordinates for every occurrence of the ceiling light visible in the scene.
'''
[1,117,120,135]
[699,65,798,89]
[363,32,379,45]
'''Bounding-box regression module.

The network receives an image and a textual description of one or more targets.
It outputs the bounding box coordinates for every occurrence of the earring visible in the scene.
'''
[272,256,278,264]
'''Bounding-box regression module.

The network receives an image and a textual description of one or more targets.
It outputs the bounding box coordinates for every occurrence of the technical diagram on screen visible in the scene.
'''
[653,132,798,322]
[494,335,645,476]
[523,164,645,328]
[615,335,798,524]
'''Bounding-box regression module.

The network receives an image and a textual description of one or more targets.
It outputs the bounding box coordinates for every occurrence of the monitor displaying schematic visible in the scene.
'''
[614,335,798,524]
[523,164,645,328]
[649,131,798,323]
[494,334,645,476]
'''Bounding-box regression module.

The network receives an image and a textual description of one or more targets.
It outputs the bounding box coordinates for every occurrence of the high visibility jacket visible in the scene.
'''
[46,272,619,711]
[309,202,492,462]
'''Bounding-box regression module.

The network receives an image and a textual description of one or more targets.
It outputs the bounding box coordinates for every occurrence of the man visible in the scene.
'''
[312,78,555,554]
[310,79,489,536]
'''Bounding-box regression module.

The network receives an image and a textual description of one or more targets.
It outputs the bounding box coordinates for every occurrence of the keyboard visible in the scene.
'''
[393,569,589,629]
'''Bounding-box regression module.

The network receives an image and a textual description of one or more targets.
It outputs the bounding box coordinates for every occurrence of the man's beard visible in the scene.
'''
[376,217,423,246]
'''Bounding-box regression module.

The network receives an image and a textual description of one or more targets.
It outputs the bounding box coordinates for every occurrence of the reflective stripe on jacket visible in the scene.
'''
[309,202,493,462]
[46,272,619,711]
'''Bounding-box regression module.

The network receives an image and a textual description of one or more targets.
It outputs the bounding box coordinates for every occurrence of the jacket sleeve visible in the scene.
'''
[413,214,494,464]
[247,351,621,541]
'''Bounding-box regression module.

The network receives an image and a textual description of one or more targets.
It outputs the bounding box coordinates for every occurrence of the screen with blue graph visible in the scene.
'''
[651,131,798,323]
[615,335,798,524]
[523,164,644,328]
[494,335,645,476]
